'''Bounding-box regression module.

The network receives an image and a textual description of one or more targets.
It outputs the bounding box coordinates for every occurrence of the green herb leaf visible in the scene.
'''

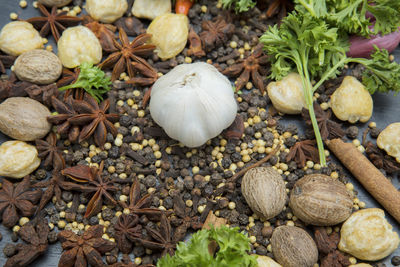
[58,62,112,103]
[157,225,257,267]
[221,0,257,13]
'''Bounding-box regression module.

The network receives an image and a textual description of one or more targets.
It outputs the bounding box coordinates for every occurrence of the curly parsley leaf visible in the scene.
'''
[58,62,112,103]
[221,0,257,13]
[157,226,257,267]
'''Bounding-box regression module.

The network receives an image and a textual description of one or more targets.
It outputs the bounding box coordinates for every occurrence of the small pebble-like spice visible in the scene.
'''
[392,256,400,266]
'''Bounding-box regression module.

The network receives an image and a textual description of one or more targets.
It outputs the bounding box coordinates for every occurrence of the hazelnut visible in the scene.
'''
[338,208,399,261]
[241,167,286,220]
[132,0,171,20]
[267,73,306,114]
[147,13,189,60]
[377,122,400,162]
[38,0,72,7]
[85,0,128,23]
[289,174,353,226]
[14,49,62,85]
[331,76,373,123]
[57,26,102,68]
[255,255,282,267]
[0,97,52,141]
[0,21,43,56]
[271,226,318,267]
[0,141,40,178]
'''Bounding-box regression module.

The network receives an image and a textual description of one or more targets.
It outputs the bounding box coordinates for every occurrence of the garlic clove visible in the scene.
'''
[85,0,128,23]
[377,122,400,163]
[255,255,282,267]
[331,76,373,123]
[132,0,171,20]
[150,62,237,147]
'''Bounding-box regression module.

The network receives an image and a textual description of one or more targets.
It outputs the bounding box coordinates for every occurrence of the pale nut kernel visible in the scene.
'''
[267,73,307,115]
[0,141,40,178]
[147,13,189,60]
[255,255,282,267]
[338,208,399,261]
[132,0,171,20]
[0,21,44,56]
[57,26,102,68]
[38,0,72,7]
[14,49,62,85]
[85,0,128,23]
[331,76,373,123]
[349,264,373,267]
[377,122,400,162]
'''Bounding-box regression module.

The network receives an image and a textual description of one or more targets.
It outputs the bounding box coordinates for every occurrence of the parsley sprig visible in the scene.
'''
[58,62,112,103]
[221,0,257,13]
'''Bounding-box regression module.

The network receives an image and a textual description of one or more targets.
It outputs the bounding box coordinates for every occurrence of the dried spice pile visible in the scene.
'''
[0,0,399,267]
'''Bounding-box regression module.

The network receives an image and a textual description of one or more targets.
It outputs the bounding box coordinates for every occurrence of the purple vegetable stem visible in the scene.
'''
[348,30,400,58]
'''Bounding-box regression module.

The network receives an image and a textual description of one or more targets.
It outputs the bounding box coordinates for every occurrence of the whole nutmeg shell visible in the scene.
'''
[289,174,353,226]
[241,167,286,220]
[271,226,318,267]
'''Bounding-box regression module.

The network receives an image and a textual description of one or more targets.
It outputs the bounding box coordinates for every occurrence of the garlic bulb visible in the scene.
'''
[149,62,237,147]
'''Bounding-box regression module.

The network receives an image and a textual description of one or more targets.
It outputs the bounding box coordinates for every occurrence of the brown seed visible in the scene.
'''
[271,226,318,267]
[289,174,353,226]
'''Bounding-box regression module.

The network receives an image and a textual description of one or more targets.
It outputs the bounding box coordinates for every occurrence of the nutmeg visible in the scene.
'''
[241,167,286,220]
[271,226,318,267]
[289,174,353,226]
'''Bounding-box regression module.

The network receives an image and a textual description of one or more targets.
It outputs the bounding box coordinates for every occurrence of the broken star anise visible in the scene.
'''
[24,83,59,107]
[26,3,82,42]
[114,214,142,254]
[4,217,49,267]
[200,16,235,52]
[266,0,294,18]
[58,225,116,267]
[57,68,85,100]
[365,141,400,173]
[286,139,320,167]
[0,72,30,100]
[69,94,119,149]
[0,52,16,74]
[120,179,165,221]
[302,102,345,141]
[314,227,350,267]
[83,16,117,53]
[136,214,177,257]
[0,176,41,228]
[187,27,205,58]
[35,132,65,171]
[171,195,203,241]
[98,28,157,82]
[222,43,269,93]
[47,95,80,143]
[62,161,117,218]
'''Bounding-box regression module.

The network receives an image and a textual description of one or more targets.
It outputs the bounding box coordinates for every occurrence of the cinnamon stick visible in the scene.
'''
[326,138,400,223]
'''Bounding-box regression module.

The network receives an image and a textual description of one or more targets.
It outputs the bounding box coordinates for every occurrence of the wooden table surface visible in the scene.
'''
[0,1,399,266]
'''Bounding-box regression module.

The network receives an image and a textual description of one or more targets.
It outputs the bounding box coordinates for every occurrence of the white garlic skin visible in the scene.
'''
[85,0,128,23]
[132,0,171,20]
[57,26,102,68]
[149,62,237,147]
[331,76,373,123]
[255,255,282,267]
[267,73,306,114]
[377,122,400,162]
[0,21,44,56]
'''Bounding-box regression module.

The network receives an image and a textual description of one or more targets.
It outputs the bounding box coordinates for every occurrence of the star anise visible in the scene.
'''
[302,102,345,141]
[187,27,205,58]
[365,141,400,173]
[58,225,116,267]
[136,214,177,257]
[114,214,142,254]
[266,0,293,18]
[84,16,117,53]
[0,176,41,228]
[57,68,80,88]
[286,139,320,167]
[4,217,49,267]
[0,72,30,100]
[120,179,165,221]
[114,17,145,37]
[0,52,16,74]
[222,114,245,140]
[98,28,157,81]
[223,44,269,93]
[35,132,65,171]
[47,95,80,143]
[200,16,235,52]
[24,83,59,107]
[314,227,350,267]
[69,94,119,149]
[26,3,82,42]
[171,196,203,241]
[62,161,117,218]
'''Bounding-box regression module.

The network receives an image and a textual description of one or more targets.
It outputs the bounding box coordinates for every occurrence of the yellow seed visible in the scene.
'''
[137,110,145,117]
[108,166,115,173]
[19,0,28,8]
[286,220,295,226]
[201,5,208,12]
[242,155,251,162]
[33,1,38,8]
[228,202,236,210]
[230,41,238,49]
[73,6,82,14]
[10,12,18,20]
[46,44,53,51]
[346,183,354,191]
[349,257,357,265]
[58,220,66,229]
[184,57,192,63]
[254,132,262,139]
[186,199,193,207]
[114,138,122,147]
[119,195,128,202]
[123,208,130,215]
[192,166,200,174]
[306,161,314,168]
[352,139,361,147]
[244,42,251,50]
[249,235,257,243]
[197,205,205,213]
[330,171,339,179]
[19,217,29,226]
[238,48,245,54]
[134,258,142,265]
[67,10,77,16]
[357,145,365,153]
